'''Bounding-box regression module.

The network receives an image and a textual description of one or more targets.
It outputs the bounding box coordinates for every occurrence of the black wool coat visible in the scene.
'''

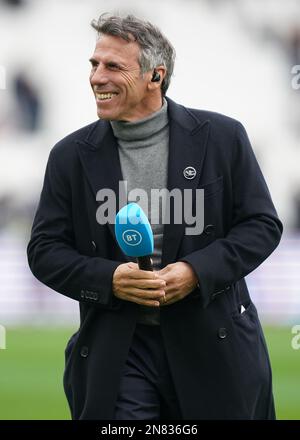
[27,97,283,420]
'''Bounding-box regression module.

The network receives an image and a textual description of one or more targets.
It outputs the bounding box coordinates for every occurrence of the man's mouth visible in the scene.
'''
[95,92,118,101]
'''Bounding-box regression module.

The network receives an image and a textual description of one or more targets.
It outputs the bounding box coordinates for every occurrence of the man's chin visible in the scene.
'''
[97,110,114,121]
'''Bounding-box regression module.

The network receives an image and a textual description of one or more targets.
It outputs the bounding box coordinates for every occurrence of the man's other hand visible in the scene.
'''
[157,262,198,307]
[112,262,166,307]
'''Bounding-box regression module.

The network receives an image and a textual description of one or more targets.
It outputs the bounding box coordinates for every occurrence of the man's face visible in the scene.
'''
[89,34,154,121]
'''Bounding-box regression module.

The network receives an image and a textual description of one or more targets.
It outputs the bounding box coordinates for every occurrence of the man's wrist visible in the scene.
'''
[180,261,198,289]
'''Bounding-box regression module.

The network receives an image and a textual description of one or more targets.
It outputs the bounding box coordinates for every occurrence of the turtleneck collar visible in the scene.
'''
[110,98,168,142]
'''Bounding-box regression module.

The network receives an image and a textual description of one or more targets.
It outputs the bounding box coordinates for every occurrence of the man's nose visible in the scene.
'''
[90,65,109,85]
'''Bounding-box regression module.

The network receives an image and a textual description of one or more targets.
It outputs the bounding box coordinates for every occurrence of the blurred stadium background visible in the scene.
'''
[0,0,300,419]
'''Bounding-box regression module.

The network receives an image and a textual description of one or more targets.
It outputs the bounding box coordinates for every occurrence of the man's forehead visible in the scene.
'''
[92,34,140,60]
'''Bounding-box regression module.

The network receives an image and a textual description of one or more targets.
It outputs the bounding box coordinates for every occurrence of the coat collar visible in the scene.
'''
[81,97,207,147]
[76,97,210,265]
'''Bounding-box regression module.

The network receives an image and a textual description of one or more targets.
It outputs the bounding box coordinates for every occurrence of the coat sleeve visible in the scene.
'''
[180,121,283,308]
[27,145,122,309]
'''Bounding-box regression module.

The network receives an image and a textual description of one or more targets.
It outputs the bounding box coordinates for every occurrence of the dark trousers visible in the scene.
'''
[113,323,182,420]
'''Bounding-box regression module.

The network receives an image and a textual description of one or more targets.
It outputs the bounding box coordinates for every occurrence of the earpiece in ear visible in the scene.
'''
[151,70,161,82]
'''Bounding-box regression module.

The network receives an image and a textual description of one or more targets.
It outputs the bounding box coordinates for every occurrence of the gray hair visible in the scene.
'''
[91,13,176,95]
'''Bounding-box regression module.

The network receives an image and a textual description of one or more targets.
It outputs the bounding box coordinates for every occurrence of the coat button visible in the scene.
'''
[204,224,214,235]
[80,346,89,358]
[92,292,98,301]
[218,328,227,339]
[91,241,97,252]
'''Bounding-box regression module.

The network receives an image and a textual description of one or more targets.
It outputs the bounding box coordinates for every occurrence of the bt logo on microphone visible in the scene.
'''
[122,229,142,246]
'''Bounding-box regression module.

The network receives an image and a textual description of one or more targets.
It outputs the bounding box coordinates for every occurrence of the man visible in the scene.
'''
[27,13,283,420]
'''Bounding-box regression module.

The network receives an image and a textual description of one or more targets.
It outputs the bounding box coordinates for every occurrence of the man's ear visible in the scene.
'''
[148,66,167,90]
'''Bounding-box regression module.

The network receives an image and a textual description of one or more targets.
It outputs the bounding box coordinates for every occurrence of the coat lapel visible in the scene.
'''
[161,98,210,266]
[76,120,126,246]
[75,99,210,267]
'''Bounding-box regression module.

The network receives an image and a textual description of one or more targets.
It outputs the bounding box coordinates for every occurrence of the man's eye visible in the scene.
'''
[107,63,120,70]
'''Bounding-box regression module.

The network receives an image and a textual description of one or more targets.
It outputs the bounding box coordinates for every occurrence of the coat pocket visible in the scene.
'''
[200,175,224,198]
[230,300,270,390]
[231,300,257,322]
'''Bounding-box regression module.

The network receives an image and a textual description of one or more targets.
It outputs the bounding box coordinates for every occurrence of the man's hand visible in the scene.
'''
[112,262,166,307]
[157,262,198,307]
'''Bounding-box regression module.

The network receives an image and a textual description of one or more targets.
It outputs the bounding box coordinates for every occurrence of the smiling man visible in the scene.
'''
[27,13,282,420]
[89,33,166,121]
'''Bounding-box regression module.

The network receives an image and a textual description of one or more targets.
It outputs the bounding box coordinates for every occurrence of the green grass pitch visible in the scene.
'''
[0,326,299,419]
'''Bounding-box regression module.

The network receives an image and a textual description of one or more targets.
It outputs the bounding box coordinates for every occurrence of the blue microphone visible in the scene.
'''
[115,203,154,271]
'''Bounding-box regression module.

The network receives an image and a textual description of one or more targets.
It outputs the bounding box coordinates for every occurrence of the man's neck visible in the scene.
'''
[120,96,164,122]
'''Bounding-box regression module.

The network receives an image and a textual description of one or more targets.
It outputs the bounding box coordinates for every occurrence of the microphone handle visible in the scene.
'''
[137,255,153,271]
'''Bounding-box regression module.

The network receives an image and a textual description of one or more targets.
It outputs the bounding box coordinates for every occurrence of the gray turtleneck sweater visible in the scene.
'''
[110,98,169,325]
